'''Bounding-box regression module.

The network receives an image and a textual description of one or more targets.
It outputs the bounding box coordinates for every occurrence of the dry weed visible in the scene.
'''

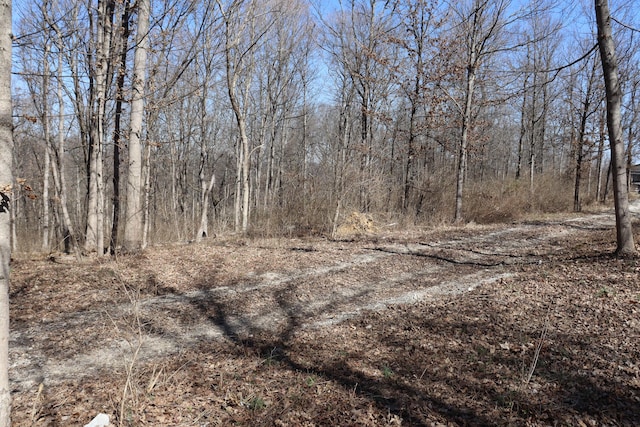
[334,211,378,238]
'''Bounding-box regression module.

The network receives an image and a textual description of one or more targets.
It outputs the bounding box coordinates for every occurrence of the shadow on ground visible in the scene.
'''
[167,245,640,426]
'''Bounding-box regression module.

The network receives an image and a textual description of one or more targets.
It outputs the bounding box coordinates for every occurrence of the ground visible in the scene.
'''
[8,203,640,426]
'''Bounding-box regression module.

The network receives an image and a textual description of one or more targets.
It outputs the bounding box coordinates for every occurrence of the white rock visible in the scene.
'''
[84,413,110,427]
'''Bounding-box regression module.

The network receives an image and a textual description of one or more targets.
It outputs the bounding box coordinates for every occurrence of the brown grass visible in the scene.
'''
[464,175,574,224]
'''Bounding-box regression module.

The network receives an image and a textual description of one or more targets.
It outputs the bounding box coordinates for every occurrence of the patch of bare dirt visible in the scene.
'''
[9,203,640,426]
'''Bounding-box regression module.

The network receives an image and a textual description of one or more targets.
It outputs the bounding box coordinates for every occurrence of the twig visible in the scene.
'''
[419,366,428,380]
[119,284,145,427]
[30,383,44,422]
[523,315,549,384]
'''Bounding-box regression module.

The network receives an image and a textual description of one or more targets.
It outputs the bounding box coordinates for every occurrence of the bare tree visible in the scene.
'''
[41,14,52,251]
[392,0,444,215]
[452,0,510,223]
[595,105,607,201]
[595,0,636,256]
[573,54,602,212]
[7,0,638,249]
[217,0,273,234]
[515,5,561,188]
[123,0,150,251]
[0,0,12,422]
[85,0,115,254]
[109,0,132,254]
[194,3,222,242]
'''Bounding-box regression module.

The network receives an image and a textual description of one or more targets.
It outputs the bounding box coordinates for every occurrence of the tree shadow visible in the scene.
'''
[128,242,640,425]
[181,276,498,426]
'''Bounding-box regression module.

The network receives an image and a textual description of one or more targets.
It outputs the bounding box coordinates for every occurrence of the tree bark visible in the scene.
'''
[0,0,12,422]
[86,0,114,254]
[52,20,78,256]
[595,0,636,256]
[123,0,149,251]
[455,61,475,223]
[41,36,51,250]
[110,0,131,254]
[196,172,216,242]
[595,108,605,201]
[142,136,152,249]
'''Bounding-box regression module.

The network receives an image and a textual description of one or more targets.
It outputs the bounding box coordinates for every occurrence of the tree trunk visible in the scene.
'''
[574,58,597,213]
[595,108,605,201]
[142,140,152,249]
[573,141,584,212]
[454,63,476,223]
[123,0,149,251]
[240,116,251,234]
[42,127,51,251]
[42,38,51,250]
[110,0,131,254]
[53,23,78,255]
[528,60,538,192]
[625,85,637,190]
[234,139,242,232]
[595,0,636,256]
[218,0,257,235]
[516,74,529,180]
[0,1,12,422]
[86,0,114,254]
[196,172,216,242]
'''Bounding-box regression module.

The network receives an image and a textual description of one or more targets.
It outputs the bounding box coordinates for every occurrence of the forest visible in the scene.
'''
[8,0,639,254]
[3,1,640,425]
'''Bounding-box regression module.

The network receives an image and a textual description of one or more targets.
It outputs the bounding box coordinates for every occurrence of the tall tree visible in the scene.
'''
[392,0,443,215]
[0,0,12,422]
[217,0,271,234]
[595,0,636,256]
[40,9,52,250]
[194,2,222,242]
[516,5,560,188]
[110,0,132,254]
[573,54,601,212]
[123,0,150,251]
[48,5,80,255]
[453,0,510,223]
[85,0,115,254]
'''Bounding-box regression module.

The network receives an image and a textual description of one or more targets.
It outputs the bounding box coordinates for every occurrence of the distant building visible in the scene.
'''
[631,164,640,193]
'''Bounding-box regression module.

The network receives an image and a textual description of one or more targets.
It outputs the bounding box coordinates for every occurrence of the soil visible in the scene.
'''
[9,202,640,426]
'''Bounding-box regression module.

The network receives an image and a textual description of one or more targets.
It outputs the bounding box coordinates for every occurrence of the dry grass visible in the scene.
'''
[463,175,575,224]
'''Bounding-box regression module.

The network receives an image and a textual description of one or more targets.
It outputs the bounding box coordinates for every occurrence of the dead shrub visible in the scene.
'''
[464,175,573,224]
[334,211,377,238]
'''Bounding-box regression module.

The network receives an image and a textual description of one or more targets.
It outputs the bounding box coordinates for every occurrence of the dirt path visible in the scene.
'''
[9,202,638,395]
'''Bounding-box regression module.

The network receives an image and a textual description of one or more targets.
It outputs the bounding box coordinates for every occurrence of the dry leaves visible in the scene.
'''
[8,219,640,426]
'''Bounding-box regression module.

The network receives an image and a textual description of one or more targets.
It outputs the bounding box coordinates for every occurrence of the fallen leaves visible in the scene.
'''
[8,220,640,425]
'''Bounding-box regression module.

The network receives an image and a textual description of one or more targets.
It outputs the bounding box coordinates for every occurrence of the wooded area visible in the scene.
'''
[8,0,640,253]
[3,1,640,424]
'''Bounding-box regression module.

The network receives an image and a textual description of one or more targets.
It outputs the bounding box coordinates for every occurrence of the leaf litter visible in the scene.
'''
[8,203,640,426]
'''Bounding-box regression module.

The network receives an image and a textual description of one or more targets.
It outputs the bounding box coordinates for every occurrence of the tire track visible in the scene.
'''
[10,202,639,391]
